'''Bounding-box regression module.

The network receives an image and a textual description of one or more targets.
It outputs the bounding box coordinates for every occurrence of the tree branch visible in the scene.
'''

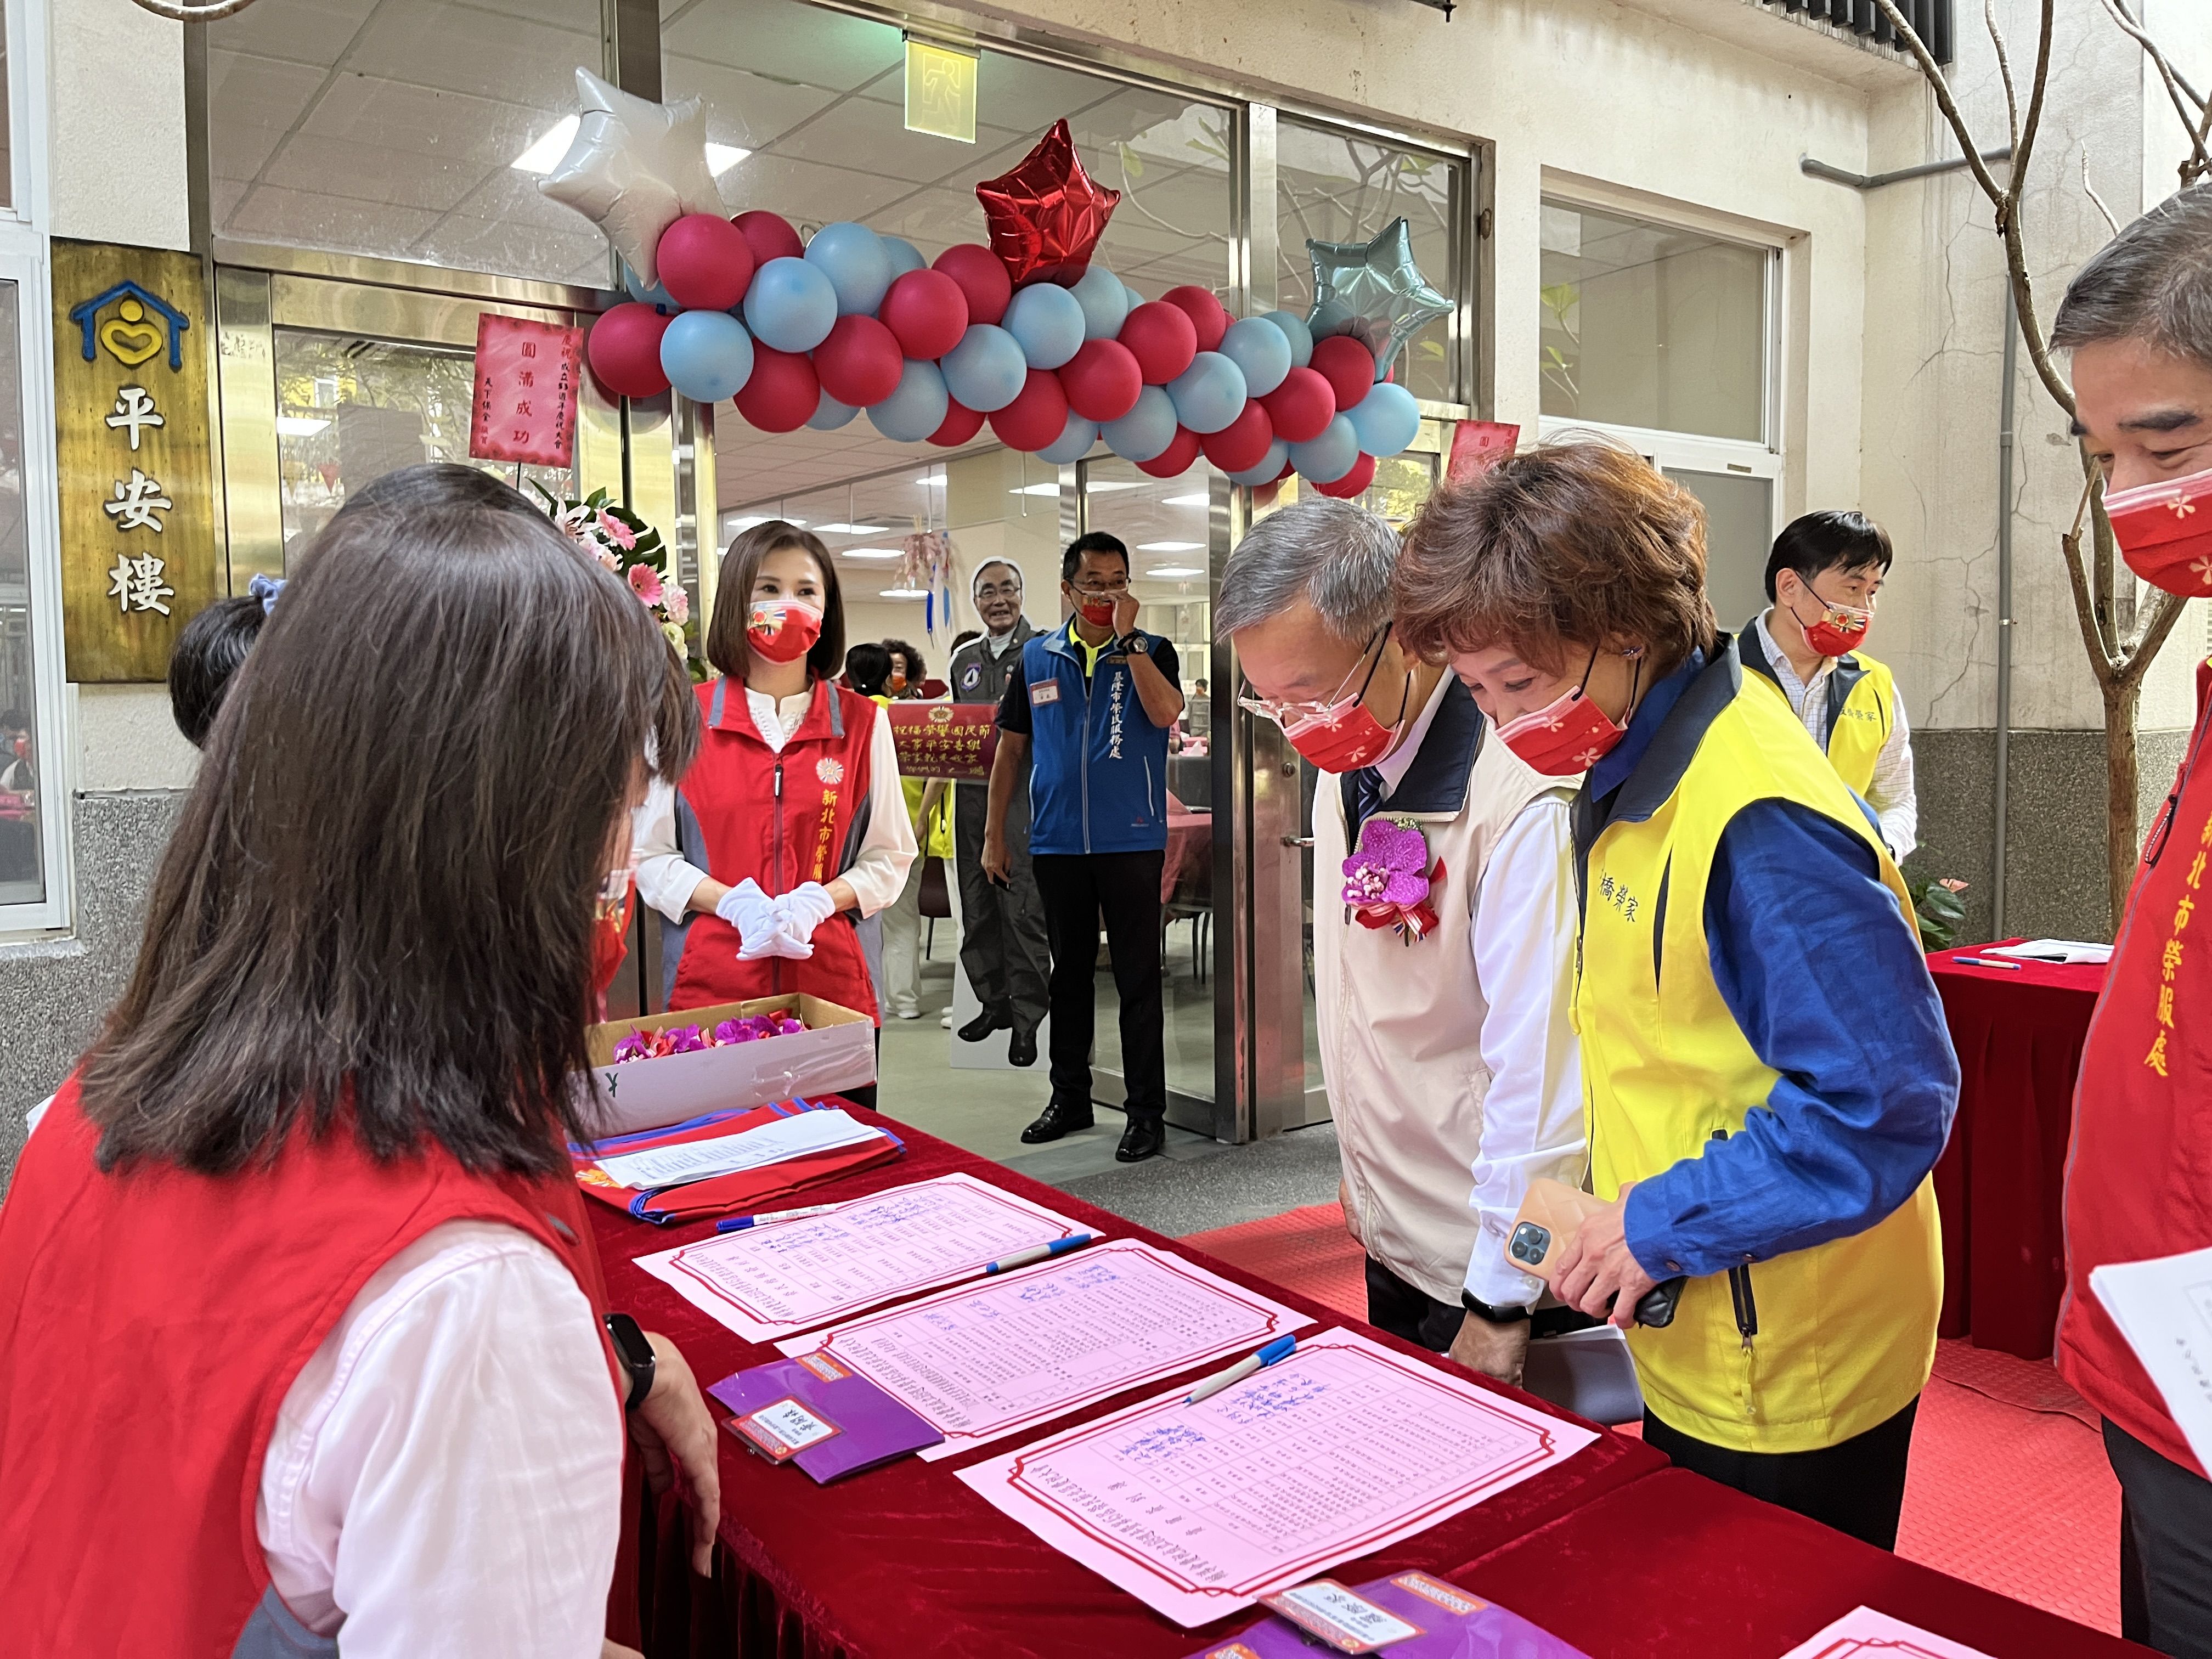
[2059,518,2122,684]
[2102,0,2212,185]
[2007,0,2057,223]
[2121,586,2194,685]
[1869,0,2012,212]
[2081,151,2123,238]
[1985,0,2021,151]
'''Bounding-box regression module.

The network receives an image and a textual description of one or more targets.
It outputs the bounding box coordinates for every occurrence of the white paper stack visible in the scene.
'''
[593,1108,886,1191]
[2092,1244,2212,1477]
[1982,938,2113,964]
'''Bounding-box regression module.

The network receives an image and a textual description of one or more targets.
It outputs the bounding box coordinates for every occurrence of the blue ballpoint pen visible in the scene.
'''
[983,1232,1096,1274]
[715,1203,842,1234]
[1186,1334,1299,1404]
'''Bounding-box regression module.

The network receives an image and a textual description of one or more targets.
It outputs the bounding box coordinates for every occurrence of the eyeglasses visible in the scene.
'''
[1237,625,1392,729]
[975,581,1022,601]
[1069,578,1131,598]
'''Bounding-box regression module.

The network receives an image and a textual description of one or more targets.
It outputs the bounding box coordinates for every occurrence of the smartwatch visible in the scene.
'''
[604,1312,656,1412]
[1459,1290,1532,1325]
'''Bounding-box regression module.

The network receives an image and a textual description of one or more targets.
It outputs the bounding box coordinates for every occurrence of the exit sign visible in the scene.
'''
[905,37,977,144]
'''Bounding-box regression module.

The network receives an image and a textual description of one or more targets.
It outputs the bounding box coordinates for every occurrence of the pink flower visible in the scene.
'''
[596,509,638,550]
[663,584,689,624]
[594,546,621,572]
[611,1031,651,1063]
[1340,818,1431,911]
[628,563,664,605]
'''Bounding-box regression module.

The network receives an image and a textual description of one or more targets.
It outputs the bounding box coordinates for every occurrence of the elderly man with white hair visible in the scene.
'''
[1219,497,1586,1384]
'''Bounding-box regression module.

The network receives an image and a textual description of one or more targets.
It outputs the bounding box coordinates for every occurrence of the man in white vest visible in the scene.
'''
[1220,498,1585,1384]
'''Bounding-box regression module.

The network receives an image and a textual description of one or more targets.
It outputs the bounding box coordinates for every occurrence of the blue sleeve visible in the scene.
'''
[1622,798,1959,1280]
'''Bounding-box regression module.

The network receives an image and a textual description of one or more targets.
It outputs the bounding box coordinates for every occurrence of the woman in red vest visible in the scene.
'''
[633,521,916,1026]
[0,490,720,1657]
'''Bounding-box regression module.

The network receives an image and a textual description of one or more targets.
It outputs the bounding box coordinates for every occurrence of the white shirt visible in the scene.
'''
[257,1220,623,1657]
[1753,610,1918,861]
[633,685,918,922]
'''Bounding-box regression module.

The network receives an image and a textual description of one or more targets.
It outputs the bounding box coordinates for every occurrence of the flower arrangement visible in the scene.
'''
[1341,816,1444,944]
[532,482,703,679]
[610,1011,808,1063]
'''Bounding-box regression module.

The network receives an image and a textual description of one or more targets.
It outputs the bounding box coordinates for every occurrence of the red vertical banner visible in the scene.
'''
[1446,419,1519,483]
[470,314,585,468]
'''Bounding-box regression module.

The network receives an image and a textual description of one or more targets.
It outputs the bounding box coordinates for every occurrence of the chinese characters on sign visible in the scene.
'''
[885,703,998,781]
[469,313,584,469]
[54,242,215,681]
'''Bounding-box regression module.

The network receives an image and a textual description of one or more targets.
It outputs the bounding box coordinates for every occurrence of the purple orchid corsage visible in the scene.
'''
[1341,816,1445,944]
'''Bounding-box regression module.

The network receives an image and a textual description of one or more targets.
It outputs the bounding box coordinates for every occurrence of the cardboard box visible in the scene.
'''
[585,993,876,1138]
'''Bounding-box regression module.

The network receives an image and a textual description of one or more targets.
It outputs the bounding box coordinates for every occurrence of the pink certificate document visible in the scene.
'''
[634,1172,1093,1341]
[1777,1607,1997,1659]
[956,1328,1598,1627]
[777,1239,1311,1460]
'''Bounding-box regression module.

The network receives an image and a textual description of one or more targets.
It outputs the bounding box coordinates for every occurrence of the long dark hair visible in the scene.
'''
[79,499,697,1177]
[705,520,844,684]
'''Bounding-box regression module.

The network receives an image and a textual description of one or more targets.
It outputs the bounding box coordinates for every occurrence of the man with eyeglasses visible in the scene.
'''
[944,561,1050,1065]
[986,531,1185,1162]
[1220,498,1585,1385]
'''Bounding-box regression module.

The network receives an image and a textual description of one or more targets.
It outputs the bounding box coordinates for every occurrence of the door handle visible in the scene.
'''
[1280,836,1314,848]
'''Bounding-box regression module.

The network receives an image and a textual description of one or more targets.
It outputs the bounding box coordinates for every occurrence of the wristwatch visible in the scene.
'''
[1118,631,1150,656]
[1459,1290,1532,1325]
[604,1312,656,1411]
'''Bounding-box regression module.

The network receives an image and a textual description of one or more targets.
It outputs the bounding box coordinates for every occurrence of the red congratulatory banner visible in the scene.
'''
[885,702,997,781]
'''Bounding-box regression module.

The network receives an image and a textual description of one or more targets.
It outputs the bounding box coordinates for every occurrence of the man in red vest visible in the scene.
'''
[2054,182,2212,1658]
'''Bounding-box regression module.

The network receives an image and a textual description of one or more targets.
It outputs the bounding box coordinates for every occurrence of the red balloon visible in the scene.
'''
[733,210,804,267]
[1161,285,1229,353]
[974,119,1121,286]
[1199,400,1274,474]
[1060,338,1143,423]
[587,303,673,399]
[1260,367,1335,444]
[1315,452,1378,499]
[656,213,754,312]
[879,269,969,361]
[1310,334,1380,414]
[814,315,903,408]
[1119,302,1198,386]
[1136,426,1202,479]
[733,345,819,433]
[934,244,1014,327]
[988,369,1070,452]
[929,399,985,447]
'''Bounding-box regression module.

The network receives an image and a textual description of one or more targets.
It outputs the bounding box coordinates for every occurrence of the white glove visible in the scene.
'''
[772,881,839,948]
[715,879,795,963]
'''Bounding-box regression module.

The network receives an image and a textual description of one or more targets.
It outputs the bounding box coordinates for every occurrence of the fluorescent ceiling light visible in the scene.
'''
[879,587,929,599]
[1144,566,1204,578]
[511,115,580,174]
[916,475,945,487]
[841,549,902,560]
[706,143,751,176]
[725,515,803,533]
[275,415,331,437]
[1008,480,1143,498]
[1137,540,1201,553]
[1162,492,1210,507]
[813,522,888,535]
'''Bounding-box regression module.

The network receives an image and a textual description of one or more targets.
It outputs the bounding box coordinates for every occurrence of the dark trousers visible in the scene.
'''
[1642,1396,1919,1550]
[2107,1419,2212,1657]
[1031,850,1165,1122]
[952,791,1050,1034]
[1364,1254,1464,1353]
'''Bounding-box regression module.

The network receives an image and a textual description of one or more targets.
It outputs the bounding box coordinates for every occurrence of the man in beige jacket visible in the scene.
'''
[1220,498,1585,1384]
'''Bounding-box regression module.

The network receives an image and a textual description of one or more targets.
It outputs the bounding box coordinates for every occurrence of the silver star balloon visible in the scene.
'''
[1304,217,1452,378]
[538,67,724,287]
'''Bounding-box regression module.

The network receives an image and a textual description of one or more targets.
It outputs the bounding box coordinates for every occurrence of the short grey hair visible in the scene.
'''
[1216,498,1400,643]
[2053,183,2212,369]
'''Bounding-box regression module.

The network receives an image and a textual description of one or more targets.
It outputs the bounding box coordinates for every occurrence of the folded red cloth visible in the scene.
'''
[573,1097,905,1226]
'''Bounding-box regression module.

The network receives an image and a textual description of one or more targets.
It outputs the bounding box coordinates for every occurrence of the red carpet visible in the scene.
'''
[1182,1201,2122,1635]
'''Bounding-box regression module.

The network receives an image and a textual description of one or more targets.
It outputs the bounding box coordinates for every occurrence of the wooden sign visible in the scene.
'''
[469,313,583,467]
[885,701,997,780]
[54,240,216,682]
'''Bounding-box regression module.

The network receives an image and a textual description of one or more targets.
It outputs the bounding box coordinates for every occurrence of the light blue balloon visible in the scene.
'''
[1229,438,1290,488]
[1037,412,1099,465]
[1307,298,1356,341]
[867,359,950,443]
[621,263,675,312]
[1102,385,1177,462]
[1289,414,1359,484]
[1068,263,1128,341]
[808,389,859,431]
[1219,316,1292,398]
[1166,351,1248,435]
[804,221,894,317]
[1002,283,1086,370]
[1346,380,1421,458]
[743,257,838,353]
[1263,309,1314,368]
[1123,283,1146,315]
[881,236,928,278]
[940,324,1028,413]
[658,309,754,403]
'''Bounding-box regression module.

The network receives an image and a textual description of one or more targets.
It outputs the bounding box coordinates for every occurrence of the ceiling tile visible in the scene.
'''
[660,0,902,88]
[659,56,840,151]
[337,0,598,106]
[207,50,326,179]
[263,130,484,213]
[201,0,381,67]
[713,150,911,228]
[222,180,443,251]
[764,93,986,187]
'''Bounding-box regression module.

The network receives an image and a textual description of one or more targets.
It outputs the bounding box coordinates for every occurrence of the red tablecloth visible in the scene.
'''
[595,1105,2135,1658]
[1927,944,2107,1360]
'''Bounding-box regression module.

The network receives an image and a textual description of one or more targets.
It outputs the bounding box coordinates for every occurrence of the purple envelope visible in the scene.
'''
[1184,1570,1591,1659]
[710,1355,943,1483]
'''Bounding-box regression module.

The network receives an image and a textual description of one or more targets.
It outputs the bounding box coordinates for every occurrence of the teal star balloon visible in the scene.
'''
[1304,217,1451,377]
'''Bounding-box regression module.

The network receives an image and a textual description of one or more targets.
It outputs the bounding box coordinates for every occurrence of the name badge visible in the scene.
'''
[729,1396,842,1463]
[1260,1581,1423,1654]
[1029,680,1060,706]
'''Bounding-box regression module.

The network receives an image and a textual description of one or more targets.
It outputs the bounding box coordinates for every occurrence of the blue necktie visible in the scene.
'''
[1345,766,1388,833]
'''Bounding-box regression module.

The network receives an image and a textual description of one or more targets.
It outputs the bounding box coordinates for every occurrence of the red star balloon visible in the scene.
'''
[975,119,1121,286]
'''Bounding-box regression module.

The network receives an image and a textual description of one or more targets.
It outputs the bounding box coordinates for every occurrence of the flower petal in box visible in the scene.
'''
[586,992,876,1137]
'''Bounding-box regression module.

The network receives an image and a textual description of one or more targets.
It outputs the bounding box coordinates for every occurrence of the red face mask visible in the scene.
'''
[1494,650,1640,777]
[1076,596,1118,628]
[1788,589,1872,658]
[747,599,823,663]
[1244,628,1409,775]
[2106,466,2212,597]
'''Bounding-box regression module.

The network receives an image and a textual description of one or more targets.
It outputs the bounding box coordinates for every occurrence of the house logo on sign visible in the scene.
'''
[69,280,190,373]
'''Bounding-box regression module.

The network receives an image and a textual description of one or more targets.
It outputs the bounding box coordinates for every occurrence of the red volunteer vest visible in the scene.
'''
[670,675,879,1019]
[2058,659,2212,1475]
[0,1078,617,1656]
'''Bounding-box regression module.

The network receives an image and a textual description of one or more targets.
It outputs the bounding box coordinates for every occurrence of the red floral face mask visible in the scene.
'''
[2106,466,2212,597]
[1493,648,1641,777]
[1241,627,1410,775]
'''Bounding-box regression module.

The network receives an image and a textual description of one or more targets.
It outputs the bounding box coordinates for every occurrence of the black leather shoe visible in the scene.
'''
[1019,1098,1095,1143]
[1007,1026,1038,1067]
[958,1002,1013,1043]
[1115,1116,1166,1163]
